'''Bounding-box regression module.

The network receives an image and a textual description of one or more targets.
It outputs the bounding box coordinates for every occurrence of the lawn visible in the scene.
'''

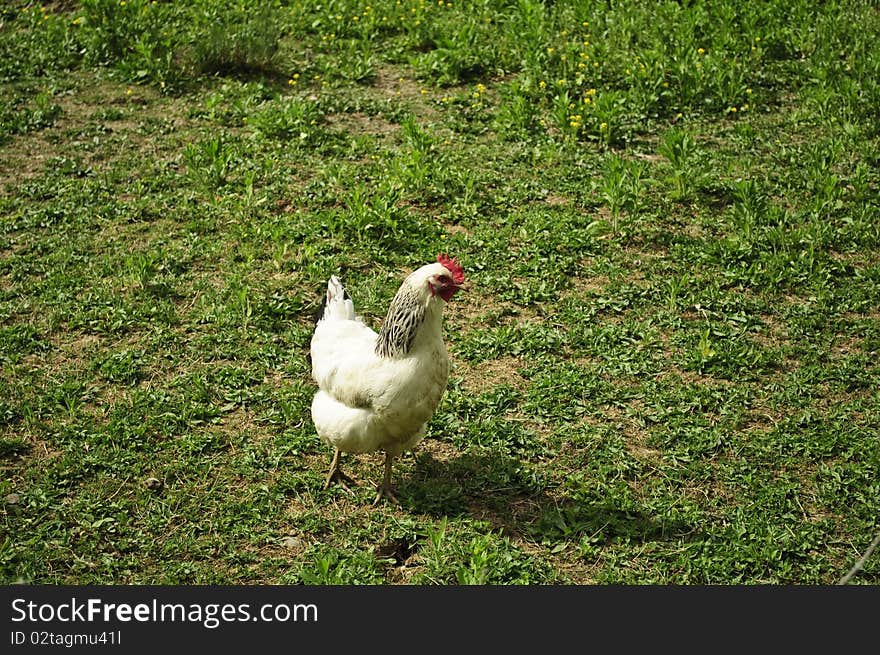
[1,0,879,584]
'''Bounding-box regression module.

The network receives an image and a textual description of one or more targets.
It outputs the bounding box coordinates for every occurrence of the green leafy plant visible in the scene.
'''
[184,135,237,190]
[658,127,699,200]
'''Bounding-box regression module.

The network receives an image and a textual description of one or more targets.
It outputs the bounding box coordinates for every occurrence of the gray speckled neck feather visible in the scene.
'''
[375,284,426,358]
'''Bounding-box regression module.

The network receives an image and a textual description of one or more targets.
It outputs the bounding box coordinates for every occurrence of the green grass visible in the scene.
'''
[1,0,879,585]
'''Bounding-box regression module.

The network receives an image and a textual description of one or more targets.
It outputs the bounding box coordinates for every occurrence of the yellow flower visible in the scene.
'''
[600,122,608,130]
[539,80,546,89]
[697,48,705,55]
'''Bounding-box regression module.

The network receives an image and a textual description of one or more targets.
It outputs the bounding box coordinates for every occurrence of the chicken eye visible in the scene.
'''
[438,275,450,283]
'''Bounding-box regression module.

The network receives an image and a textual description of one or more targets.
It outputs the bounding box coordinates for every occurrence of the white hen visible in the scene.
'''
[310,254,465,504]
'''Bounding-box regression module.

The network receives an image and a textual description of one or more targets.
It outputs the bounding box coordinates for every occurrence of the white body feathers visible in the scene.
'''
[310,265,454,460]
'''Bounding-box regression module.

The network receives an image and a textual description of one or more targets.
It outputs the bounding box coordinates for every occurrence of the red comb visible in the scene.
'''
[437,253,465,285]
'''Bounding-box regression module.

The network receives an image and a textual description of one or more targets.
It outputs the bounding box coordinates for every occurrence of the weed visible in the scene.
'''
[600,154,646,232]
[658,127,700,200]
[183,135,238,191]
[188,4,284,78]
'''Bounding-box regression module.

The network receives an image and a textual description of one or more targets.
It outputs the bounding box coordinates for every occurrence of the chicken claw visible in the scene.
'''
[323,448,355,491]
[372,452,399,505]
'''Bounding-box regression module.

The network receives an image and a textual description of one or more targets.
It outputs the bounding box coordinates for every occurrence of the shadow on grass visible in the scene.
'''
[0,437,31,459]
[399,448,696,545]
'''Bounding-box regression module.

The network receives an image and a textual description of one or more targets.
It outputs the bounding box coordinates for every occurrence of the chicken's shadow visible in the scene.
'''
[399,448,694,545]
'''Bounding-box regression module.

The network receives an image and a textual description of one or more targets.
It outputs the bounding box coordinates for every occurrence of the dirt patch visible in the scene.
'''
[830,249,880,268]
[544,193,571,207]
[325,110,398,138]
[442,222,470,236]
[633,152,666,164]
[0,74,190,192]
[0,131,60,188]
[371,65,440,121]
[68,333,102,354]
[459,355,526,393]
[446,284,542,336]
[567,274,609,297]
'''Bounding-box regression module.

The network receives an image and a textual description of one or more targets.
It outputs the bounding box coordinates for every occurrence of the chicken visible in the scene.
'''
[310,254,465,504]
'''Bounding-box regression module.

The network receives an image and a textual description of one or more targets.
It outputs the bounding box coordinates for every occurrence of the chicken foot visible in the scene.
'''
[372,451,399,505]
[323,448,355,491]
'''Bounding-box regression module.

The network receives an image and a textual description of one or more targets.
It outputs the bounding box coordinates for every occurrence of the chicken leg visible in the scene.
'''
[372,451,399,505]
[323,448,355,491]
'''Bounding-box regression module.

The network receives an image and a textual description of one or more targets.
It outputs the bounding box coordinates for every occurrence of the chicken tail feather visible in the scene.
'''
[317,275,355,323]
